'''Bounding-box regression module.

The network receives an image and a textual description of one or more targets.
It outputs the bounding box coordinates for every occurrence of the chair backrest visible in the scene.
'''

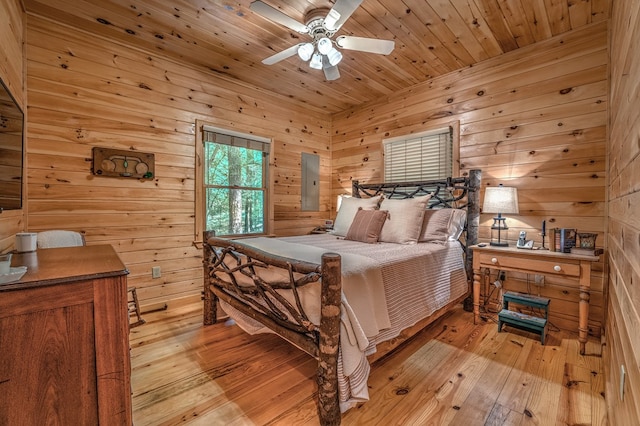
[37,230,86,249]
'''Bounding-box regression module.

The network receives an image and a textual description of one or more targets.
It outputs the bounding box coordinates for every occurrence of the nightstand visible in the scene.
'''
[471,244,600,354]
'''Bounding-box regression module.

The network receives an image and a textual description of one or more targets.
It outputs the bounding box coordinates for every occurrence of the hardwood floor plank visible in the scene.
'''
[562,332,604,372]
[342,314,484,424]
[591,360,608,426]
[495,337,543,414]
[446,328,529,425]
[485,402,523,426]
[264,396,318,426]
[521,340,569,424]
[558,363,593,425]
[130,302,605,425]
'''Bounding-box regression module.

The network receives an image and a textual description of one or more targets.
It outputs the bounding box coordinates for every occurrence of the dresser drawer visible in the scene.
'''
[476,252,581,277]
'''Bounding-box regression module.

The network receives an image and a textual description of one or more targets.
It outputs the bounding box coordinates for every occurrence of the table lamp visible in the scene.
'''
[482,185,519,246]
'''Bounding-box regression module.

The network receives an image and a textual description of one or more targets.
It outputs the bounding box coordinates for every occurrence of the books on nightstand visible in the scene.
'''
[552,228,576,253]
[549,227,601,256]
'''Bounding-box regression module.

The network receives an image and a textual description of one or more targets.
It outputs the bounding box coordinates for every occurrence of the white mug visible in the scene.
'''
[15,233,37,253]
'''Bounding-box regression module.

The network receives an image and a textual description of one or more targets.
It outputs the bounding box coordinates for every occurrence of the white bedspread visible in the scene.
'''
[219,234,468,411]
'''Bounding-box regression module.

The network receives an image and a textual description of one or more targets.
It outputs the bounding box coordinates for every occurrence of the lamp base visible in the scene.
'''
[489,241,509,247]
[490,216,509,247]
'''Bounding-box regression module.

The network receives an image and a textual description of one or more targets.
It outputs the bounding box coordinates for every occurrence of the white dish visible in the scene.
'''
[0,266,28,284]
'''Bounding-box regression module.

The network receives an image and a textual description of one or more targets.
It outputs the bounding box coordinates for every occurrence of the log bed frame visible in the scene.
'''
[202,169,480,425]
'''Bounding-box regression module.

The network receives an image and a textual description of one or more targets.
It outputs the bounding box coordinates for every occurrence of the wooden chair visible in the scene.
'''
[36,230,145,328]
[127,286,145,328]
[37,230,86,249]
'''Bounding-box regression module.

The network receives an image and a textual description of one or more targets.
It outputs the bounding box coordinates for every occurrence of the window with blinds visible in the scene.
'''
[383,127,453,182]
[202,128,269,236]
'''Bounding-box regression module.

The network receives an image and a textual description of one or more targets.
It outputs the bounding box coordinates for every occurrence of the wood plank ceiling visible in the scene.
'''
[23,0,609,114]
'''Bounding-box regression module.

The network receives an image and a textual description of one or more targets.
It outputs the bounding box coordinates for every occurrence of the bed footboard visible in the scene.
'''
[202,232,342,425]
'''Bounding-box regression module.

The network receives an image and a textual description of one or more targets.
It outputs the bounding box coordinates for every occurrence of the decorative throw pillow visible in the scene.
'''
[345,208,388,243]
[378,195,432,244]
[419,208,467,243]
[331,195,383,237]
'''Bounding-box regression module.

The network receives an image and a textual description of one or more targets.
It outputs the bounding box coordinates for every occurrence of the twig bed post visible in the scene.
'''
[203,230,217,325]
[466,169,481,280]
[317,253,341,426]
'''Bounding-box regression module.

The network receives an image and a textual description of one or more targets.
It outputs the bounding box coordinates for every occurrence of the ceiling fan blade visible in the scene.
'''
[336,35,395,55]
[262,44,303,65]
[249,1,308,34]
[324,0,363,31]
[322,57,340,81]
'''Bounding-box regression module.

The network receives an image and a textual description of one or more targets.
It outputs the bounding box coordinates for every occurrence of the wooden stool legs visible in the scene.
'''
[128,287,145,328]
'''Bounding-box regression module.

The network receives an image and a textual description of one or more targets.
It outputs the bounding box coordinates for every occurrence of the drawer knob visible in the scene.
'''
[491,257,498,264]
[554,265,561,272]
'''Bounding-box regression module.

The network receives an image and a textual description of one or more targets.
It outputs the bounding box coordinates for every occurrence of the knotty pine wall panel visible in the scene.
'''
[606,0,640,423]
[0,0,24,107]
[331,22,608,336]
[0,0,25,253]
[25,15,331,309]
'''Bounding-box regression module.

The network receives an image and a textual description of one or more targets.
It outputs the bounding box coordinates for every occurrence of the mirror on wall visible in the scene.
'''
[0,77,24,211]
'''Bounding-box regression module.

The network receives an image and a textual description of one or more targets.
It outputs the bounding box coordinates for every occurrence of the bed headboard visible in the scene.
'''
[351,169,481,279]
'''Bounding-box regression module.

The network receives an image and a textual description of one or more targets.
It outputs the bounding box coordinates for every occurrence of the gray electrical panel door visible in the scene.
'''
[301,152,319,211]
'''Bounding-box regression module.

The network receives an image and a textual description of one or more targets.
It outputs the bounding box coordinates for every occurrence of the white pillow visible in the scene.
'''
[448,209,467,241]
[378,195,432,244]
[419,208,467,243]
[332,195,382,237]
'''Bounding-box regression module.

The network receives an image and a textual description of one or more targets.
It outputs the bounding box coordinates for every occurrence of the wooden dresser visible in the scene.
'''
[0,245,132,425]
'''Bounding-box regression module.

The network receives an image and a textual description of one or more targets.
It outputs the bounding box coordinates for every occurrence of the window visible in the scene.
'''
[200,126,270,237]
[383,125,457,182]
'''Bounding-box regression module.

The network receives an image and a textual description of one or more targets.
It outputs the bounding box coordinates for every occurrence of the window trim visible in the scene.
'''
[382,120,460,182]
[195,120,273,244]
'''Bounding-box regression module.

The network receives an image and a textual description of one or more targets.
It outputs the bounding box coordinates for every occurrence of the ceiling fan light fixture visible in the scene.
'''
[250,0,394,82]
[327,48,343,66]
[317,37,332,55]
[309,53,323,69]
[298,43,314,61]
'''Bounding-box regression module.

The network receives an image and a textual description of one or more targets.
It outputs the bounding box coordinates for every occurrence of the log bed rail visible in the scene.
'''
[202,169,480,425]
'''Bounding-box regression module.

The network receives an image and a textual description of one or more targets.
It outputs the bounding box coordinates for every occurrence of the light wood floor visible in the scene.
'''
[129,302,607,425]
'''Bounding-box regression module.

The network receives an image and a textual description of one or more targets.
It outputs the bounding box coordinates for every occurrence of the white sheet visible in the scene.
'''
[218,234,468,411]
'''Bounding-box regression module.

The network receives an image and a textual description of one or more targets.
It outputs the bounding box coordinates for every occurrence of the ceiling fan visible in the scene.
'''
[250,0,395,81]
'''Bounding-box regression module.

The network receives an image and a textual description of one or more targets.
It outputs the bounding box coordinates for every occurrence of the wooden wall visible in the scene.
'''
[0,0,26,253]
[606,0,640,423]
[332,22,608,336]
[25,14,331,310]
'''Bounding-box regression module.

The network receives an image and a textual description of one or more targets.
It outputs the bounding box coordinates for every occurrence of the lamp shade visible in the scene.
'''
[297,43,314,61]
[317,37,332,55]
[326,47,343,66]
[483,185,518,247]
[309,53,323,69]
[482,186,519,214]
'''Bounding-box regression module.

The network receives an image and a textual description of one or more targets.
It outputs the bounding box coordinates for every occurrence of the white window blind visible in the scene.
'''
[383,127,453,182]
[202,130,270,153]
